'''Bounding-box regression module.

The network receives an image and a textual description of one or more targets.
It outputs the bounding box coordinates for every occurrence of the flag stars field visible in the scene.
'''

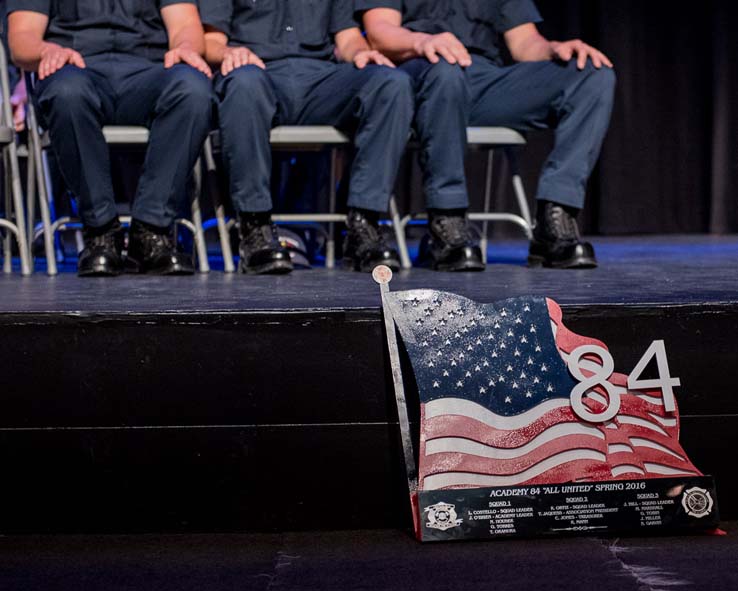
[387,293,574,414]
[386,292,700,488]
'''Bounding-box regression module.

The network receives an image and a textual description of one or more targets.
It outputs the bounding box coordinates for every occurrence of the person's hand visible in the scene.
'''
[550,39,613,70]
[38,43,86,80]
[10,78,27,132]
[220,46,265,76]
[353,49,395,69]
[414,32,471,67]
[164,46,212,78]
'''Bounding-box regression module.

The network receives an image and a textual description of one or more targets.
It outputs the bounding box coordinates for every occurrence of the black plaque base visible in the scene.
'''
[417,476,719,542]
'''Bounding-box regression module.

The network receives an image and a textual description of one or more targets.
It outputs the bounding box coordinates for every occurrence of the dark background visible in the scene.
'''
[394,0,738,236]
[540,0,738,235]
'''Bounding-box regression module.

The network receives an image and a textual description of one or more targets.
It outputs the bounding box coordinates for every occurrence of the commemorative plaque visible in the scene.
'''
[374,266,719,542]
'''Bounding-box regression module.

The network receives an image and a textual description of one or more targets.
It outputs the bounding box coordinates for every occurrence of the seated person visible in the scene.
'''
[201,0,415,274]
[359,0,616,269]
[7,0,214,276]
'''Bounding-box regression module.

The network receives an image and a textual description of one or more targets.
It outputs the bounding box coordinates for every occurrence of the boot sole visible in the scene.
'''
[125,261,195,275]
[78,265,123,277]
[432,259,486,273]
[527,254,598,269]
[150,266,196,276]
[342,257,401,273]
[240,259,294,275]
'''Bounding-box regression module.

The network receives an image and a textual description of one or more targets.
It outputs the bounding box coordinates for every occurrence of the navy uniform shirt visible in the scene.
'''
[200,0,358,62]
[5,0,196,61]
[355,0,542,65]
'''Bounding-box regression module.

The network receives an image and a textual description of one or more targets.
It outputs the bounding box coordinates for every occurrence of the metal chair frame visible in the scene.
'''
[25,99,210,275]
[204,126,407,272]
[0,45,31,275]
[397,126,533,268]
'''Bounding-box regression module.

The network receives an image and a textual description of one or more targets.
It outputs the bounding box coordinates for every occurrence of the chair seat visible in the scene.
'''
[269,126,351,146]
[102,126,150,144]
[207,126,351,153]
[467,127,526,146]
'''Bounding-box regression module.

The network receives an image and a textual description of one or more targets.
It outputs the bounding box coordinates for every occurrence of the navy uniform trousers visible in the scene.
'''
[214,58,414,214]
[400,56,616,211]
[34,53,214,229]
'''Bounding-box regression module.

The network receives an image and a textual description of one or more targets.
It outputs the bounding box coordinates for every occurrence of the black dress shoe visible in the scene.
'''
[78,221,125,277]
[343,208,401,272]
[418,213,485,272]
[528,201,597,269]
[126,221,195,275]
[238,213,293,275]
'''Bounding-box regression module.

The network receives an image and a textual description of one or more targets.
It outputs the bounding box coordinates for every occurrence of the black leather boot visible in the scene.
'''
[78,219,125,277]
[419,211,484,272]
[238,213,293,275]
[126,220,195,275]
[343,208,400,272]
[528,201,597,269]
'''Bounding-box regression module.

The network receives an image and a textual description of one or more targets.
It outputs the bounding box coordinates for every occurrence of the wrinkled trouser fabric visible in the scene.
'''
[400,56,616,210]
[215,58,414,214]
[34,53,214,228]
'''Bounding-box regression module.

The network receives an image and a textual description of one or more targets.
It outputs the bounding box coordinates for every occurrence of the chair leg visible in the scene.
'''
[204,137,235,273]
[3,150,11,273]
[190,157,210,273]
[39,149,60,273]
[389,196,412,270]
[326,147,338,269]
[74,230,85,254]
[506,147,533,239]
[480,149,495,265]
[1,145,32,275]
[28,105,57,275]
[25,144,36,261]
[7,145,31,275]
[214,201,235,273]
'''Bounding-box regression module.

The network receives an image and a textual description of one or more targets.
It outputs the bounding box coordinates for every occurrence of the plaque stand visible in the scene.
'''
[374,267,720,542]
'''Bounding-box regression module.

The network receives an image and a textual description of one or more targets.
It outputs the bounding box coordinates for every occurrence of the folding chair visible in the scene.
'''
[205,126,407,272]
[26,98,210,275]
[0,44,31,275]
[397,126,533,268]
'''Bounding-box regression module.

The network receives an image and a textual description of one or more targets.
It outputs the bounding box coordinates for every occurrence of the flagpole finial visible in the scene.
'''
[372,265,393,287]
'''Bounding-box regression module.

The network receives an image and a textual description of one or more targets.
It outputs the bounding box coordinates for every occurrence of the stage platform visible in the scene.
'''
[0,235,737,534]
[5,235,738,311]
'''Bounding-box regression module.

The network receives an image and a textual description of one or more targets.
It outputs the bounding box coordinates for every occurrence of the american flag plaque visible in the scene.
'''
[376,273,719,542]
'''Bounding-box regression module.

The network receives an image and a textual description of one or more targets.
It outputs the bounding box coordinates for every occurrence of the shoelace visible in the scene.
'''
[87,231,118,251]
[243,223,279,251]
[138,231,175,256]
[547,205,580,241]
[354,219,381,245]
[433,216,470,247]
[350,217,388,254]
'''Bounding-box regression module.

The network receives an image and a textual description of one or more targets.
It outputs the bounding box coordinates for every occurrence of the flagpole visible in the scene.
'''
[373,266,418,495]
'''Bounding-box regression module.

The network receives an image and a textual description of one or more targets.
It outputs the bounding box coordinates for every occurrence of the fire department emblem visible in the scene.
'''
[681,487,714,518]
[424,502,463,531]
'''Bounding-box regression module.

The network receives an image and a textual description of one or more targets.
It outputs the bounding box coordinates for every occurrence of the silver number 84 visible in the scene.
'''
[566,340,680,424]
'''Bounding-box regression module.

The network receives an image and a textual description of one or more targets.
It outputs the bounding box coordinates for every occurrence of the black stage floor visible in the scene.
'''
[1,235,737,312]
[1,524,737,591]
